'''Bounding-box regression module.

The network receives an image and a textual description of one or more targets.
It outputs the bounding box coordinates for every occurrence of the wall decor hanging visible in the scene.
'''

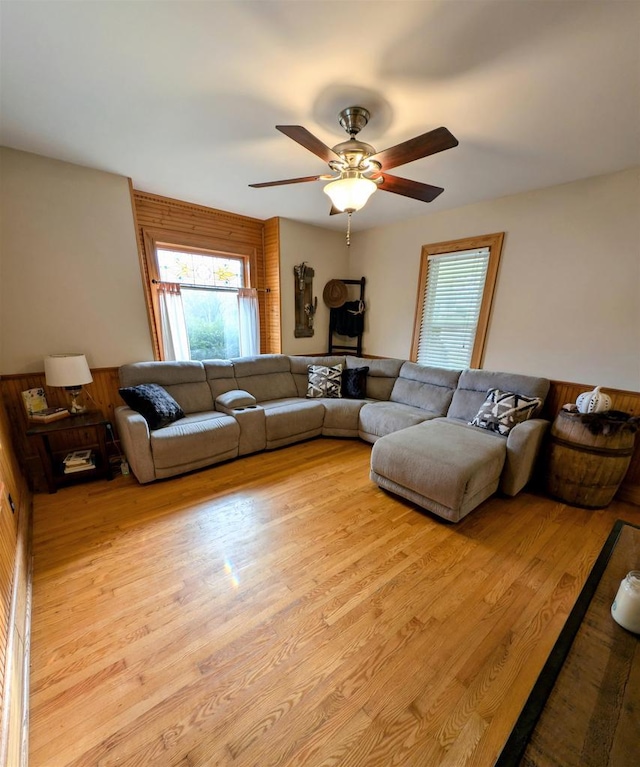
[293,262,317,337]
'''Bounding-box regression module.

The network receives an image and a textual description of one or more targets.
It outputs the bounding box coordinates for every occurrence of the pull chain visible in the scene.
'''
[346,211,352,247]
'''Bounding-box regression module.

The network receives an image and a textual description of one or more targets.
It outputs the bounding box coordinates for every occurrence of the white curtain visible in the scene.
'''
[237,287,260,357]
[157,282,191,360]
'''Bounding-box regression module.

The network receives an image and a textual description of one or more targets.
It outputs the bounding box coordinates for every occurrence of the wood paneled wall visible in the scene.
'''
[0,386,31,766]
[264,218,282,354]
[0,370,122,494]
[131,190,281,357]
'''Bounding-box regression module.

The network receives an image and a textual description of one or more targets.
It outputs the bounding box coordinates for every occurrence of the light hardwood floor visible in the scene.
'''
[29,439,640,766]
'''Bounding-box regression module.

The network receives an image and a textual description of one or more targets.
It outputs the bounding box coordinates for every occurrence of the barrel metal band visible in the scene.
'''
[550,435,634,458]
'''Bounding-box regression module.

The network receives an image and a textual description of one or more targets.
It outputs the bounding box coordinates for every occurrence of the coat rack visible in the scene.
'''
[328,277,366,356]
[293,262,317,337]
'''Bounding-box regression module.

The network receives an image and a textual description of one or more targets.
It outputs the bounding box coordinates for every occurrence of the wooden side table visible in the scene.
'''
[26,410,114,493]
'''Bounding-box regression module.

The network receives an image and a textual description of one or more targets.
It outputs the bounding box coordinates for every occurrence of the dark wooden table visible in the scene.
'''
[26,410,114,493]
[496,519,640,767]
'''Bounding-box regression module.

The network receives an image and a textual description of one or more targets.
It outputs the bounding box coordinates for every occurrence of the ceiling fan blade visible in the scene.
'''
[276,125,340,163]
[377,173,444,203]
[329,205,344,216]
[371,127,458,170]
[249,175,322,188]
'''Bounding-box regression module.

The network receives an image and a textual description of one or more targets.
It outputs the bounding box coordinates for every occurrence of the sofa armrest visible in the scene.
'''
[215,389,257,413]
[501,418,549,496]
[114,405,156,484]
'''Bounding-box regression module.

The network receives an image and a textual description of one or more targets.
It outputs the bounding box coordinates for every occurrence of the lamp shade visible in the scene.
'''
[323,175,377,212]
[44,354,93,387]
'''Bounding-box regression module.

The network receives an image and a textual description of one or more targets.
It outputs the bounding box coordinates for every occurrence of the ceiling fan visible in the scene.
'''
[249,106,459,226]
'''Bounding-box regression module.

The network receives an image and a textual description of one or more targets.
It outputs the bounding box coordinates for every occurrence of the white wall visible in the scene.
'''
[0,148,153,373]
[349,168,640,391]
[278,218,349,355]
[2,147,638,391]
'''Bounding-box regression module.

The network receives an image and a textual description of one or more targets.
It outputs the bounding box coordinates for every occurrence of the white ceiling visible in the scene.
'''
[1,1,639,233]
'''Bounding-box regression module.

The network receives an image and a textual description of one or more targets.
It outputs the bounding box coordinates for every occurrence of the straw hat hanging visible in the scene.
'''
[323,279,348,309]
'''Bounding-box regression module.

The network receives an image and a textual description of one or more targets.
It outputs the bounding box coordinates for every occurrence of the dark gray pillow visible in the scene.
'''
[342,366,369,398]
[119,383,185,430]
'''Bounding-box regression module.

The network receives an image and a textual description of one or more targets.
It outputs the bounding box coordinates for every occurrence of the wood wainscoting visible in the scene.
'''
[0,369,123,494]
[0,387,32,766]
[1,369,639,505]
[542,381,640,506]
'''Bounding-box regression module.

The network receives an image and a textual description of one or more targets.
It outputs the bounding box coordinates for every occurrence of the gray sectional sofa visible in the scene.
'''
[115,354,550,522]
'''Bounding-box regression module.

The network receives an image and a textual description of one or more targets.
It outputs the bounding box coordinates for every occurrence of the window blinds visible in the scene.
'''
[416,248,490,370]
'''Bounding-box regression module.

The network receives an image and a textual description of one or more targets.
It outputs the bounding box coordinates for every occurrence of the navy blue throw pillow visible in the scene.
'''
[119,383,185,430]
[342,367,369,399]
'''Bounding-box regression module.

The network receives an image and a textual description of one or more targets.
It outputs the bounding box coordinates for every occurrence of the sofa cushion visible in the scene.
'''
[149,411,239,470]
[370,420,506,523]
[359,401,437,442]
[448,369,549,423]
[390,362,461,414]
[289,355,347,397]
[469,388,543,436]
[321,398,367,437]
[259,399,325,445]
[119,360,214,414]
[346,356,404,400]
[232,354,298,402]
[307,364,343,398]
[203,359,239,399]
[119,383,185,430]
[342,366,369,399]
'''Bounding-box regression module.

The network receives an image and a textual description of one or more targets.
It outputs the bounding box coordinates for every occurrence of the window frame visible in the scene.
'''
[410,232,504,369]
[141,227,253,361]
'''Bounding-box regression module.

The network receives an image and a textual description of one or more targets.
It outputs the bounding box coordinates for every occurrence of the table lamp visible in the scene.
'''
[44,353,93,414]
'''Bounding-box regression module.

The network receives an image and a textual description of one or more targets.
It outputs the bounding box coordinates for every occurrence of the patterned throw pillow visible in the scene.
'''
[469,388,542,436]
[307,364,343,398]
[119,383,185,430]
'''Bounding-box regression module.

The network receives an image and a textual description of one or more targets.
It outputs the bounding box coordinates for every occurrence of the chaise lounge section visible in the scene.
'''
[370,369,550,522]
[115,355,550,522]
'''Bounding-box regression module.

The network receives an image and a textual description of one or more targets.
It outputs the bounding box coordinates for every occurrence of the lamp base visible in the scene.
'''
[67,387,87,414]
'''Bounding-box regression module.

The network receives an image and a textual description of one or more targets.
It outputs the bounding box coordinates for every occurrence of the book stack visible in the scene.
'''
[63,449,95,474]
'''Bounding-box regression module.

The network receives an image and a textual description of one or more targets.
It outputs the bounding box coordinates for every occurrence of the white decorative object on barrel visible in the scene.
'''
[611,570,640,633]
[576,386,611,414]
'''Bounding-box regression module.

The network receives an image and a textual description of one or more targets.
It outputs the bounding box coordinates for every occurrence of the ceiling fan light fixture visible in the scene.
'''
[323,174,377,212]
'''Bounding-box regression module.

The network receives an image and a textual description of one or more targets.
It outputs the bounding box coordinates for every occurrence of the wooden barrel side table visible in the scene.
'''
[546,410,636,508]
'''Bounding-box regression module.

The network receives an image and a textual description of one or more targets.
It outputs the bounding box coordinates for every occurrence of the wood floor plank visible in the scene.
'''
[28,438,640,766]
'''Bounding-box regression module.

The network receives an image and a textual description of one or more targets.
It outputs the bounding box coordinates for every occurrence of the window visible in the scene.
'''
[156,248,245,359]
[140,227,259,361]
[411,233,503,369]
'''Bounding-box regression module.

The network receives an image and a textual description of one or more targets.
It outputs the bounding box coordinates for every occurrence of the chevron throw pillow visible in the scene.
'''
[469,388,542,436]
[307,364,343,398]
